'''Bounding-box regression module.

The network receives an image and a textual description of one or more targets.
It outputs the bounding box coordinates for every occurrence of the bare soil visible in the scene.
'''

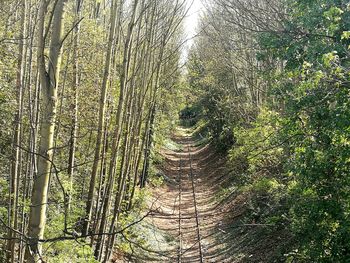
[141,130,235,262]
[114,128,288,262]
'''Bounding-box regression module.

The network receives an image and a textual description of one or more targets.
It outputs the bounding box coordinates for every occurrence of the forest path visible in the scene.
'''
[144,128,233,263]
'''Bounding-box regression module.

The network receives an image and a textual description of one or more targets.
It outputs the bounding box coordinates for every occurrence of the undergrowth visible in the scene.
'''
[214,109,292,261]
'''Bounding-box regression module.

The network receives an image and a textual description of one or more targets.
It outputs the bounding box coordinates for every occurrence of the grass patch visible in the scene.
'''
[163,138,183,151]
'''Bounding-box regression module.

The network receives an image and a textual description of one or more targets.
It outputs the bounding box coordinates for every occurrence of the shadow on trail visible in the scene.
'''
[121,127,285,263]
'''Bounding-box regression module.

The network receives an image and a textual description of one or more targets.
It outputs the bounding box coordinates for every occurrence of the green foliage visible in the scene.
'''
[44,213,97,262]
[258,1,350,261]
[179,104,200,127]
[163,138,183,152]
[228,109,288,227]
[147,159,165,187]
[184,0,350,261]
[0,5,17,258]
[187,0,350,261]
[0,7,16,157]
[187,38,250,151]
[44,241,98,263]
[278,60,350,261]
[252,177,281,194]
[229,109,283,181]
[116,193,154,254]
[190,55,259,145]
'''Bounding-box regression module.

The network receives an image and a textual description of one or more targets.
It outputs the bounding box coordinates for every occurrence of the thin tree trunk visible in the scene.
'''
[140,104,156,188]
[67,0,83,213]
[7,0,27,261]
[104,82,136,261]
[83,0,120,236]
[26,0,68,261]
[91,119,110,245]
[93,1,139,259]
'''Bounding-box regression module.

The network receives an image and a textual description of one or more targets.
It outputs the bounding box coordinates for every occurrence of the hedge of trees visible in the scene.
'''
[188,0,350,261]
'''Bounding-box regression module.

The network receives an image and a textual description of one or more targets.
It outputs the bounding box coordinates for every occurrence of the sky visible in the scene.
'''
[184,0,204,41]
[182,0,204,61]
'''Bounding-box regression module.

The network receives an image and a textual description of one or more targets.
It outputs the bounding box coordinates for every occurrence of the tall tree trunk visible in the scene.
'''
[7,0,27,261]
[83,0,120,236]
[140,104,156,188]
[67,0,82,213]
[104,83,136,261]
[94,1,139,259]
[91,120,110,245]
[25,0,68,261]
[20,9,40,259]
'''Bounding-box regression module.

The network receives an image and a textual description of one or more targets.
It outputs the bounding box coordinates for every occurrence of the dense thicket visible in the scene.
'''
[0,0,186,262]
[188,0,350,261]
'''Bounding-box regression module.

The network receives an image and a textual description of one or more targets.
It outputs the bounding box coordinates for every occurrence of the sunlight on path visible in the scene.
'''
[142,127,233,263]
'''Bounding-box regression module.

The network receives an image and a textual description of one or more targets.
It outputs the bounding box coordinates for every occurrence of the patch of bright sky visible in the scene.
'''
[182,0,204,61]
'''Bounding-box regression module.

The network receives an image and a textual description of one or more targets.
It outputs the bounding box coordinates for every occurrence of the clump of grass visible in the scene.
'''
[164,138,183,151]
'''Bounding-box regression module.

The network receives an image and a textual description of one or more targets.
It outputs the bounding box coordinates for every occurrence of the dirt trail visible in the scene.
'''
[113,128,287,262]
[145,129,233,263]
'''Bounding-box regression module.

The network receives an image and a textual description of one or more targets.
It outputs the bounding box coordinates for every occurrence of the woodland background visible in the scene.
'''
[1,0,350,262]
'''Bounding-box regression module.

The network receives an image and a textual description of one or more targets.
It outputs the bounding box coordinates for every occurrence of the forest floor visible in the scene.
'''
[114,127,286,262]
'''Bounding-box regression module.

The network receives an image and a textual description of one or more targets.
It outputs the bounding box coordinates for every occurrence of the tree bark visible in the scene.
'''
[83,0,120,236]
[67,0,83,213]
[25,0,68,261]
